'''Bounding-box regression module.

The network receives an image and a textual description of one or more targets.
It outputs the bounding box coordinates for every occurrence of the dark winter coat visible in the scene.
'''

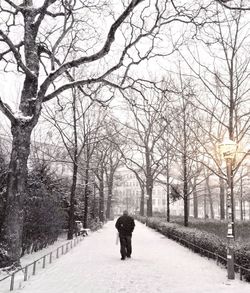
[115,215,135,237]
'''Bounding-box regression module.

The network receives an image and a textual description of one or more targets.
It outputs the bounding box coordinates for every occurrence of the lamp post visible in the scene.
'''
[219,138,237,280]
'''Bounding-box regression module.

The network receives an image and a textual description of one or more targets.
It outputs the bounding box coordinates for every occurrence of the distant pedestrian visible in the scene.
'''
[115,210,135,260]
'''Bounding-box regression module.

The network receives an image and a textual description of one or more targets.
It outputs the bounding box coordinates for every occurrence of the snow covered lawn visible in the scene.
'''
[0,232,71,292]
[2,220,250,293]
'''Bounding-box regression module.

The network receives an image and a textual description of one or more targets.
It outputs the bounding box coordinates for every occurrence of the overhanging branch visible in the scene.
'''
[39,0,145,96]
[215,0,250,11]
[0,98,16,123]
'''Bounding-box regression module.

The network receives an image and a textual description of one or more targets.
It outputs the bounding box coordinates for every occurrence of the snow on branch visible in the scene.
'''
[0,30,36,79]
[0,98,15,123]
[0,99,33,124]
[13,111,33,122]
[43,78,99,102]
[39,0,145,96]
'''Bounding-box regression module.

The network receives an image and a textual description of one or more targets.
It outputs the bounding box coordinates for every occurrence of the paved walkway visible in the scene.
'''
[9,220,250,293]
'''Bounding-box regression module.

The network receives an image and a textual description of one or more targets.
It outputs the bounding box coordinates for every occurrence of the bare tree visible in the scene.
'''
[104,119,123,220]
[167,75,207,226]
[179,6,250,222]
[43,88,103,238]
[119,82,170,217]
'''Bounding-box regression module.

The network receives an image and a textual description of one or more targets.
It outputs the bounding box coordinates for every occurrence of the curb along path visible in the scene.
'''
[6,220,250,293]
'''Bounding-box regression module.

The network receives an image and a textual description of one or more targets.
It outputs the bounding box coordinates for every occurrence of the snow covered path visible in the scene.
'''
[10,220,250,293]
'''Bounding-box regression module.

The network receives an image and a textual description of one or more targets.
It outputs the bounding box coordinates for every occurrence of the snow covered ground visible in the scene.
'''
[2,220,250,293]
[0,232,71,292]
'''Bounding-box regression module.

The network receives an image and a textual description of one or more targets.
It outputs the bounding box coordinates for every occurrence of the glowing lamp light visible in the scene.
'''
[219,138,237,159]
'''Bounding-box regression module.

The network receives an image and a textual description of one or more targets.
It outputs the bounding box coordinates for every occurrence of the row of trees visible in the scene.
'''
[41,94,124,237]
[0,0,165,267]
[114,2,250,226]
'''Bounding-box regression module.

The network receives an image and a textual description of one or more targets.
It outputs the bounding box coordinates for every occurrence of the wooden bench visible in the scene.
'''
[79,228,90,236]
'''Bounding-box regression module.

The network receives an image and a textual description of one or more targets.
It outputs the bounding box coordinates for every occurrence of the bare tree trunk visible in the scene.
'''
[106,195,111,220]
[183,152,189,226]
[166,150,170,222]
[184,196,189,226]
[206,176,214,219]
[146,149,153,217]
[68,163,78,239]
[83,140,93,228]
[0,5,40,265]
[193,178,198,218]
[240,176,243,221]
[183,146,189,226]
[68,92,78,239]
[105,168,114,220]
[98,171,105,223]
[204,193,207,219]
[166,183,170,222]
[1,125,33,266]
[146,184,153,217]
[83,163,90,228]
[140,190,145,216]
[243,200,246,221]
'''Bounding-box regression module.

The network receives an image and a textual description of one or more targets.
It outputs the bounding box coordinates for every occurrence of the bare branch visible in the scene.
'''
[39,0,145,96]
[3,0,21,11]
[0,98,15,123]
[216,0,250,11]
[0,30,35,79]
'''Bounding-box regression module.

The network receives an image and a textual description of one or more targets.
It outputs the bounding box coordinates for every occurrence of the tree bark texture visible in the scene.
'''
[68,92,78,239]
[83,145,91,228]
[98,172,105,223]
[146,150,153,217]
[1,123,33,265]
[206,177,214,219]
[105,169,114,220]
[193,178,198,218]
[140,190,145,216]
[68,163,78,240]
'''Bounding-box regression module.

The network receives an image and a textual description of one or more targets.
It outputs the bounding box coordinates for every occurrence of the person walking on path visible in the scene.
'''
[115,210,135,260]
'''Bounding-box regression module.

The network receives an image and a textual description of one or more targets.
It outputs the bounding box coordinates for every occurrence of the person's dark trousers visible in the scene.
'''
[119,235,132,259]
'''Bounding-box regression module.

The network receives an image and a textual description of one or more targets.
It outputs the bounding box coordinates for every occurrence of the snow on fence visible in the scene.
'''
[0,234,85,291]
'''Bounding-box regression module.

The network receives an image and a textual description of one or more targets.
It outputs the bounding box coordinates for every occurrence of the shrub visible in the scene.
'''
[169,216,250,243]
[135,215,250,282]
[22,162,67,255]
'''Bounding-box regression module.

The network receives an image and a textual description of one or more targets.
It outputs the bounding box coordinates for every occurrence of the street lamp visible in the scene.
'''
[219,138,237,280]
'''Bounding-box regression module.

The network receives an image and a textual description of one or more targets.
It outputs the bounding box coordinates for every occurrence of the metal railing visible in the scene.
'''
[156,226,250,282]
[0,234,84,291]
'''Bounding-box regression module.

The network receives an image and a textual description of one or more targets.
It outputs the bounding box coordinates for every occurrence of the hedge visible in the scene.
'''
[135,215,250,282]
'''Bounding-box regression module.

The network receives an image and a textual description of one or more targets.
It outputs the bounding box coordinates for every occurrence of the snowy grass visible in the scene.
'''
[135,215,250,282]
[0,232,69,288]
[169,216,250,243]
